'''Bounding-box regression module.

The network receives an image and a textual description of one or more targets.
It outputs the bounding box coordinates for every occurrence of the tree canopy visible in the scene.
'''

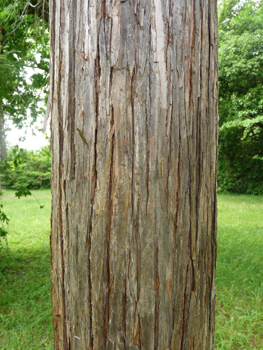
[0,0,49,127]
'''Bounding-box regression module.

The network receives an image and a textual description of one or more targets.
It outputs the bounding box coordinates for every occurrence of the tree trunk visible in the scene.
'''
[50,1,218,349]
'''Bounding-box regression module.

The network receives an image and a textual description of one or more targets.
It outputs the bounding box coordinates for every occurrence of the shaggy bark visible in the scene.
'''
[50,1,218,349]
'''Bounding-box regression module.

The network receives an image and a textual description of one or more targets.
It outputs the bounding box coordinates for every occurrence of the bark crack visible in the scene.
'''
[145,96,149,215]
[154,203,159,350]
[166,70,173,211]
[131,68,135,218]
[180,260,190,350]
[172,124,181,341]
[57,0,68,347]
[86,36,101,349]
[105,105,115,348]
[135,199,141,303]
[122,261,127,349]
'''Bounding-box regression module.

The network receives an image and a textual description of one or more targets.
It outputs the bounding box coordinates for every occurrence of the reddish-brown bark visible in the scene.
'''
[50,1,218,349]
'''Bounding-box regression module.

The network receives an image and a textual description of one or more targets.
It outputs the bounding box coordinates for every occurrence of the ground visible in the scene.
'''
[0,190,262,349]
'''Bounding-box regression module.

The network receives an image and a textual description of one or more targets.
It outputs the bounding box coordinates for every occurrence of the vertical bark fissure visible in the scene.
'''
[57,1,68,346]
[195,97,201,244]
[131,68,135,218]
[138,313,142,349]
[73,2,77,181]
[122,262,127,349]
[132,195,142,347]
[187,141,196,294]
[87,233,93,349]
[67,0,77,182]
[176,140,181,232]
[86,22,101,350]
[188,1,195,112]
[196,1,203,245]
[59,96,67,348]
[87,188,95,350]
[154,203,159,350]
[208,1,211,68]
[172,127,181,338]
[133,2,138,75]
[165,0,172,207]
[63,1,76,343]
[135,198,140,302]
[189,0,197,293]
[145,98,149,214]
[165,0,171,68]
[180,260,190,350]
[166,76,172,212]
[131,60,142,348]
[146,24,152,214]
[105,106,115,348]
[101,0,106,23]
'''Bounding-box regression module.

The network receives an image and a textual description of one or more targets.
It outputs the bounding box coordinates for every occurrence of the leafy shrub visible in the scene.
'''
[0,202,9,251]
[218,118,263,194]
[0,145,51,190]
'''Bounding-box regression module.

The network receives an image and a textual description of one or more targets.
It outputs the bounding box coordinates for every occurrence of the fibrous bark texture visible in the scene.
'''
[50,1,218,349]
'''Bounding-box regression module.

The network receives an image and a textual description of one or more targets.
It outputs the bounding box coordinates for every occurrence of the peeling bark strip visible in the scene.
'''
[50,0,218,349]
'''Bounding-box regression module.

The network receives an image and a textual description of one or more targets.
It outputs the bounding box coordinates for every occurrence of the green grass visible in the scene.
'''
[0,190,262,349]
[0,189,53,350]
[216,194,263,349]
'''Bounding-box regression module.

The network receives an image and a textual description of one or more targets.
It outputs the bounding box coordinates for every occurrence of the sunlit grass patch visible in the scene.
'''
[215,194,263,349]
[0,189,53,350]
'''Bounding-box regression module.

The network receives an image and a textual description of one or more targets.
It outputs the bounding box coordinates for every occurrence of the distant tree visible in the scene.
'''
[218,0,263,193]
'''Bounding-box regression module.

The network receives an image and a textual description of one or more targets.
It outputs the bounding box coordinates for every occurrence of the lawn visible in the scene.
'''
[0,190,262,349]
[215,194,263,349]
[0,190,53,350]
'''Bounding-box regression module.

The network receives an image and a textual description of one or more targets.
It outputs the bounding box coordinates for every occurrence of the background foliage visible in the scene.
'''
[1,145,51,190]
[0,0,49,127]
[1,0,263,196]
[218,0,263,194]
[0,1,50,246]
